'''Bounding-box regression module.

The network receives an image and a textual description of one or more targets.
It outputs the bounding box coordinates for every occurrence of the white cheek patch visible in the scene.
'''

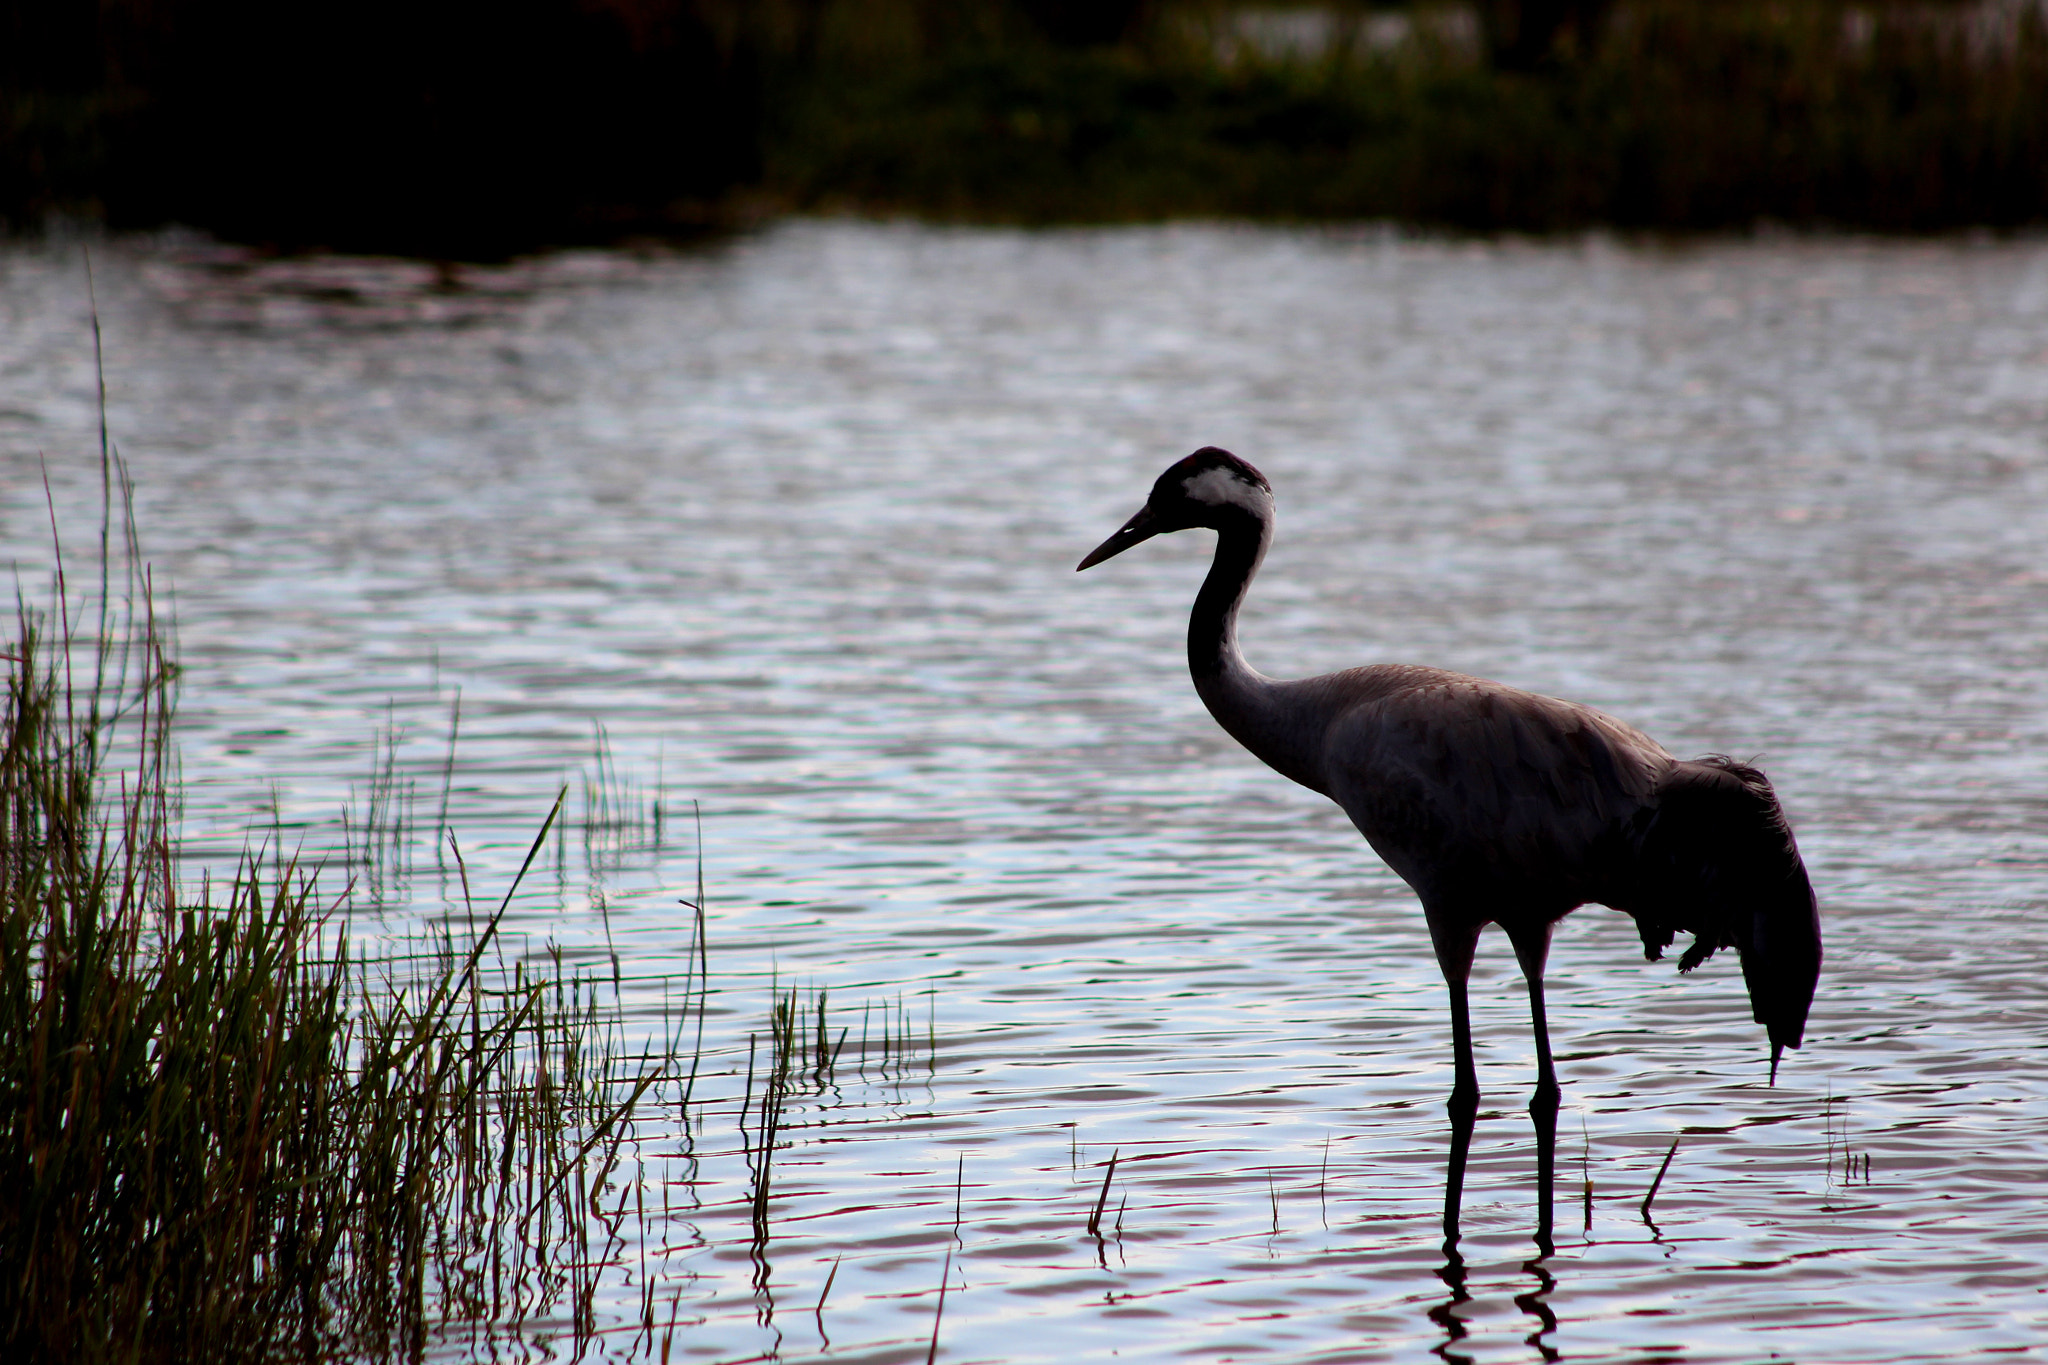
[1183,466,1271,513]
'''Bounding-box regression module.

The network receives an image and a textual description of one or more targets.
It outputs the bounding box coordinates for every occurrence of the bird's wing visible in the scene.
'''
[1319,669,1673,905]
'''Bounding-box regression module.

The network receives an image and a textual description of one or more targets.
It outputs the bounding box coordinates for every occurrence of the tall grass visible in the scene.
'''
[0,451,677,1359]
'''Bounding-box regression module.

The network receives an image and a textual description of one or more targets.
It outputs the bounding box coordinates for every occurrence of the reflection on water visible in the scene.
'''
[1432,1252,1561,1365]
[5,222,2048,1360]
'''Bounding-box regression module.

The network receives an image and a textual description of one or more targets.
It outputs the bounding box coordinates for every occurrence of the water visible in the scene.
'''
[5,223,2048,1362]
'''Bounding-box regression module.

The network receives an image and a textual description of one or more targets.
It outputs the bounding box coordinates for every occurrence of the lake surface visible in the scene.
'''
[5,222,2048,1362]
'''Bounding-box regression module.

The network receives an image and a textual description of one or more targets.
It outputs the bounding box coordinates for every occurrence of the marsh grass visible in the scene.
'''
[1,299,969,1358]
[745,983,853,1258]
[0,454,686,1359]
[341,708,416,904]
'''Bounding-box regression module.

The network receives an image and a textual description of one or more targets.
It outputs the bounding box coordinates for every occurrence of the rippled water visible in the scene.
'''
[6,223,2048,1362]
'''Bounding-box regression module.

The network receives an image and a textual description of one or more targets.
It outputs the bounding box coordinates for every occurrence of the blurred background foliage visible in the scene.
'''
[5,0,2046,255]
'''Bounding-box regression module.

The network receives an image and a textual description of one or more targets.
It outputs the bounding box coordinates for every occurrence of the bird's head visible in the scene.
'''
[1076,447,1273,571]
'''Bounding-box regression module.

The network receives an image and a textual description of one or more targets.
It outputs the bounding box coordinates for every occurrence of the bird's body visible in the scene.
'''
[1198,654,1812,1013]
[1081,447,1822,1254]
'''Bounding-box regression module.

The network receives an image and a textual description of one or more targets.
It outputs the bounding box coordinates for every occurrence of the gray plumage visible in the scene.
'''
[1080,447,1822,1252]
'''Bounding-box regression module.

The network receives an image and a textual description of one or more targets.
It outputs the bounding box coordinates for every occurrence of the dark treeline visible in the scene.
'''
[3,0,758,256]
[770,0,2048,232]
[5,0,2047,256]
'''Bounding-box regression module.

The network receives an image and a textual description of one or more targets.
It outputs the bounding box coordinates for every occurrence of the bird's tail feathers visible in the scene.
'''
[1630,756,1822,1059]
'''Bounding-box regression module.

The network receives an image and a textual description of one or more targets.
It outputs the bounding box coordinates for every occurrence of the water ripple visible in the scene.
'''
[4,223,2047,1361]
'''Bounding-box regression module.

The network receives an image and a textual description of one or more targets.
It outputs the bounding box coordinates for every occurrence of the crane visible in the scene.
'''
[1078,447,1822,1254]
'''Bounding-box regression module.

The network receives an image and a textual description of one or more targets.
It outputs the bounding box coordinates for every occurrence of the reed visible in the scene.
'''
[813,1253,841,1346]
[1639,1137,1681,1222]
[341,708,415,903]
[0,458,675,1359]
[1581,1116,1594,1234]
[745,979,866,1285]
[1822,1087,1873,1191]
[1318,1136,1330,1228]
[925,1246,952,1365]
[1087,1149,1121,1238]
[1,310,967,1356]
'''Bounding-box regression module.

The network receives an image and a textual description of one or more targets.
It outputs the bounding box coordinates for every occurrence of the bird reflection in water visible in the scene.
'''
[1515,1256,1563,1364]
[1428,1255,1475,1365]
[1429,1251,1560,1365]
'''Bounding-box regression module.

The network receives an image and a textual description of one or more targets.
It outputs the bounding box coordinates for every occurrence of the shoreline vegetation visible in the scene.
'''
[0,444,673,1357]
[6,0,2047,257]
[0,382,911,1358]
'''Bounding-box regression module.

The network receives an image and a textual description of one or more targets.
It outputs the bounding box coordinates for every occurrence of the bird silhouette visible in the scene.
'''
[1079,447,1822,1255]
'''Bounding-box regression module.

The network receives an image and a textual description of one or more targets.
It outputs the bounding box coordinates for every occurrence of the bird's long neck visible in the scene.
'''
[1188,511,1330,795]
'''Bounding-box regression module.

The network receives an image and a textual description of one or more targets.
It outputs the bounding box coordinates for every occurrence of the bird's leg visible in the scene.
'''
[1508,921,1560,1258]
[1431,918,1482,1259]
[1443,974,1479,1254]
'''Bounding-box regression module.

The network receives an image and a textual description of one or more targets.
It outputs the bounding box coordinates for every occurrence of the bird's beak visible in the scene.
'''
[1077,504,1160,571]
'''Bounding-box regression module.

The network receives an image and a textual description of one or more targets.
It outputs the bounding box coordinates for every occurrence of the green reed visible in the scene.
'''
[0,460,678,1359]
[0,306,948,1358]
[745,984,850,1253]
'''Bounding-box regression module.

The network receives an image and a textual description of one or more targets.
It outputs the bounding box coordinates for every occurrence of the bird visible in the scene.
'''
[1078,446,1822,1254]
